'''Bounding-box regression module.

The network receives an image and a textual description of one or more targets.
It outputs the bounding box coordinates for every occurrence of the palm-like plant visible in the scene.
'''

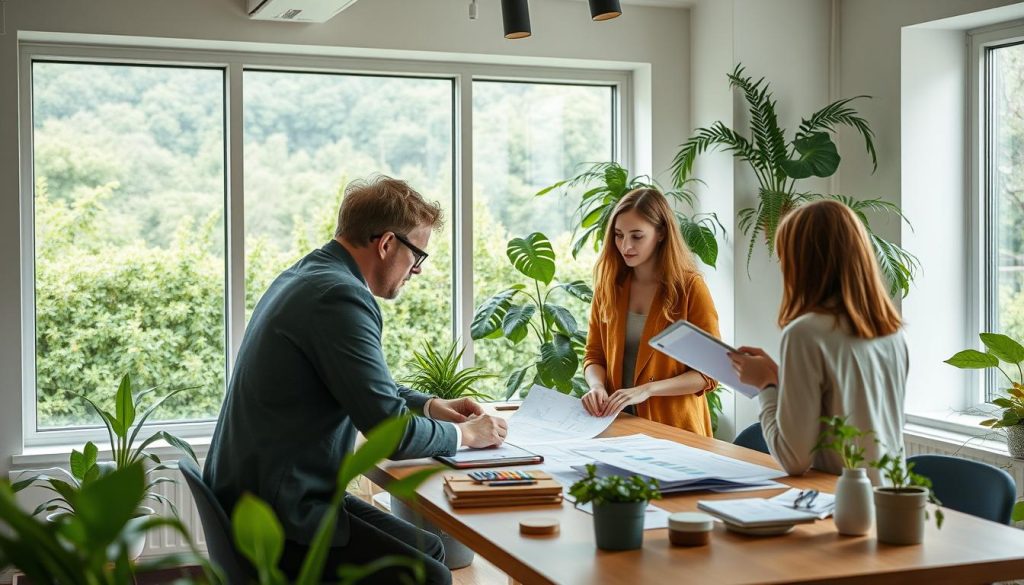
[400,341,495,401]
[537,162,725,268]
[671,64,919,297]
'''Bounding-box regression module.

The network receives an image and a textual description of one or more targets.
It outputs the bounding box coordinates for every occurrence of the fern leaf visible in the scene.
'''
[671,122,762,187]
[798,96,878,172]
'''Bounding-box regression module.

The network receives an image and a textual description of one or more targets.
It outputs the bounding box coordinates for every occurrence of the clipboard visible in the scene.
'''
[648,320,761,398]
[435,444,544,469]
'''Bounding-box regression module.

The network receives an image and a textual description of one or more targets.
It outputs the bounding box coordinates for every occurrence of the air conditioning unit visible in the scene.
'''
[247,0,359,22]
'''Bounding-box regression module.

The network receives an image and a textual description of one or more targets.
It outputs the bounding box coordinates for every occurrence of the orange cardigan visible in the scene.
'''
[583,272,721,436]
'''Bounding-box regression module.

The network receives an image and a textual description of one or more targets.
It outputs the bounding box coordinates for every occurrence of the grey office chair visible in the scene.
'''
[179,458,254,583]
[907,454,1016,524]
[734,422,770,455]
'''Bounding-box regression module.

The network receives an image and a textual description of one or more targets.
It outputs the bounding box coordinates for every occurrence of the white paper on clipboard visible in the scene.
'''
[648,321,761,398]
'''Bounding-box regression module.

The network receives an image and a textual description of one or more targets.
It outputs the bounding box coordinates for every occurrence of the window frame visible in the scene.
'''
[969,22,1024,405]
[18,41,630,447]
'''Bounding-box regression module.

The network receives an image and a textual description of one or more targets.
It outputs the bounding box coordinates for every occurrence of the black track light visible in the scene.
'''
[501,0,531,40]
[588,0,622,21]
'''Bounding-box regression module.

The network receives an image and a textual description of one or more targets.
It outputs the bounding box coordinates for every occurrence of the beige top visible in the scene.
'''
[758,312,908,484]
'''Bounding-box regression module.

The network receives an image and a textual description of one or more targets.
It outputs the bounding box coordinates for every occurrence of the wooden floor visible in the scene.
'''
[451,555,507,585]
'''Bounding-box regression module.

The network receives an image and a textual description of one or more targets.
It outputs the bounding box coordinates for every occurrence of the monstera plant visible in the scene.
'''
[472,232,593,399]
[672,64,919,297]
[537,162,725,268]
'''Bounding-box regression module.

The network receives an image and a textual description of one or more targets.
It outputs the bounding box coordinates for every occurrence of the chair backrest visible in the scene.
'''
[734,422,770,455]
[178,458,253,583]
[907,454,1016,525]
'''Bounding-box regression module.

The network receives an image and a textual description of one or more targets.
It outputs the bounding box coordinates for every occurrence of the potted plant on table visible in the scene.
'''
[871,450,943,545]
[814,416,874,535]
[944,332,1024,457]
[13,373,198,560]
[569,463,661,551]
[391,340,495,569]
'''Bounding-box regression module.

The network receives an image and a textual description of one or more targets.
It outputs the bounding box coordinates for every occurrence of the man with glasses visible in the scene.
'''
[206,175,508,584]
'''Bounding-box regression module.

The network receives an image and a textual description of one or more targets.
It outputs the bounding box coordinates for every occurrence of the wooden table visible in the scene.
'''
[366,415,1024,585]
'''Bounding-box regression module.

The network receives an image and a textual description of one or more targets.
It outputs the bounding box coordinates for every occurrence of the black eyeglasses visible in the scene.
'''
[372,232,429,269]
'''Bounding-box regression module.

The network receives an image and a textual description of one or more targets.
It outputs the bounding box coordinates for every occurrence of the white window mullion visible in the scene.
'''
[225,62,246,374]
[454,70,475,369]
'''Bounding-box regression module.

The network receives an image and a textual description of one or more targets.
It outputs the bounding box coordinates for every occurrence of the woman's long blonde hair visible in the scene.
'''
[593,188,699,323]
[775,199,901,339]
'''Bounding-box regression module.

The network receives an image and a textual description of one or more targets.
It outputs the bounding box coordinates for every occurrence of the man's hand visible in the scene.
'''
[458,414,508,448]
[600,385,652,417]
[428,397,486,423]
[581,386,609,416]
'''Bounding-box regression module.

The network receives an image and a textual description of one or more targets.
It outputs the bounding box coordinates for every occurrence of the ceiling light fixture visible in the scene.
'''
[501,0,531,40]
[588,0,621,21]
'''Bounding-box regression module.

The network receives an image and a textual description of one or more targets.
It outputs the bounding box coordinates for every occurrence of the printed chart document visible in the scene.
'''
[569,434,786,493]
[648,320,761,398]
[504,385,617,446]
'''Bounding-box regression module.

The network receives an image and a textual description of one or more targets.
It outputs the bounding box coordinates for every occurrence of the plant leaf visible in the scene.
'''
[388,467,445,500]
[543,304,578,335]
[505,366,532,400]
[680,219,719,268]
[338,416,408,489]
[944,349,1000,369]
[780,132,841,179]
[537,334,579,393]
[470,288,520,339]
[980,333,1024,365]
[114,373,136,437]
[502,304,536,344]
[232,493,286,583]
[506,233,556,285]
[554,280,594,303]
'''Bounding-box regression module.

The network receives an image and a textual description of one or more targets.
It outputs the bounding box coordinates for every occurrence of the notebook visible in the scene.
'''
[443,471,563,508]
[697,498,820,528]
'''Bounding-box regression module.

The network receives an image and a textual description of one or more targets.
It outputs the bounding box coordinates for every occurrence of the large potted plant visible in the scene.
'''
[472,232,593,398]
[944,333,1024,457]
[390,340,494,569]
[871,450,943,545]
[672,64,918,297]
[569,463,661,551]
[814,416,874,536]
[13,373,198,560]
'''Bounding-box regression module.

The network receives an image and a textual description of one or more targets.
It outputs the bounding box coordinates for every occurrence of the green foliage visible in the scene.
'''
[230,416,443,585]
[0,463,213,584]
[814,416,874,470]
[568,463,661,506]
[14,373,197,521]
[871,450,944,529]
[537,162,724,268]
[400,341,495,400]
[472,232,592,398]
[945,333,1024,429]
[672,64,918,297]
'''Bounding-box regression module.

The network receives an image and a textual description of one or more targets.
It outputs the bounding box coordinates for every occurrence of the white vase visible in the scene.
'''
[834,468,874,536]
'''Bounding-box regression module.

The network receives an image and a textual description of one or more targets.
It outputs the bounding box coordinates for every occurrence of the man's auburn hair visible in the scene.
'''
[335,175,444,245]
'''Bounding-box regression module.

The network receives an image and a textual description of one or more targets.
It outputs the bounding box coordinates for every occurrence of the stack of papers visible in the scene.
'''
[697,498,820,528]
[568,435,786,494]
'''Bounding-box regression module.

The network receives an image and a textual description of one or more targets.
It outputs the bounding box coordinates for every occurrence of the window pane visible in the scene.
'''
[992,44,1024,352]
[472,81,613,398]
[32,62,226,429]
[244,71,454,382]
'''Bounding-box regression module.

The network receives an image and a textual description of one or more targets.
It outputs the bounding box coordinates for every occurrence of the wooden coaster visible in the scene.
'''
[519,517,560,535]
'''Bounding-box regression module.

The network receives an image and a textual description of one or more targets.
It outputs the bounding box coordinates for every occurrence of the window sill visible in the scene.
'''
[10,436,212,473]
[905,411,1015,460]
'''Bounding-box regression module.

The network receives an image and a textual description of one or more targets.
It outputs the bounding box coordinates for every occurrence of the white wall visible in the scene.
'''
[0,0,691,476]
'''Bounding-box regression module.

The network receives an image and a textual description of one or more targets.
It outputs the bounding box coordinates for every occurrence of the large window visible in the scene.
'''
[983,37,1024,400]
[30,61,226,430]
[21,47,623,441]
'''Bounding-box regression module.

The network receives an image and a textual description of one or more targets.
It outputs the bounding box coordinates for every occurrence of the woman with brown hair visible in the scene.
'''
[729,199,908,479]
[581,188,721,436]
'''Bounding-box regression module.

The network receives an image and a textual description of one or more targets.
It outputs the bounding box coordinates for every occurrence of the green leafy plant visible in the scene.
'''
[13,373,198,518]
[229,415,444,585]
[537,162,725,268]
[472,232,593,398]
[671,64,919,297]
[568,463,661,506]
[944,333,1024,429]
[400,340,495,400]
[814,415,874,469]
[871,450,944,529]
[0,463,215,584]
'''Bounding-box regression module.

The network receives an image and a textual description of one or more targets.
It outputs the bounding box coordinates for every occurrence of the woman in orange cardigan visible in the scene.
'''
[581,188,721,436]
